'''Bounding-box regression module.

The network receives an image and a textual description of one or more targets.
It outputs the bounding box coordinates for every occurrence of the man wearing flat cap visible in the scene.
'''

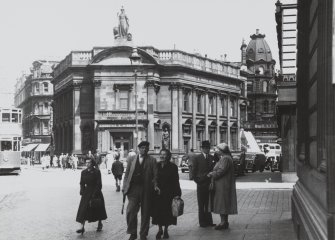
[192,140,216,227]
[122,141,159,240]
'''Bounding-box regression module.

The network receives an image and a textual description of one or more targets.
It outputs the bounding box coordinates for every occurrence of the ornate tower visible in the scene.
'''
[241,29,278,143]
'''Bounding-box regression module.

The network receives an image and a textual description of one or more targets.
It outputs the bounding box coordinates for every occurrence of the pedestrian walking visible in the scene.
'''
[76,158,107,235]
[112,152,124,192]
[151,149,181,239]
[53,155,58,168]
[106,150,115,174]
[192,140,216,227]
[61,153,67,170]
[122,141,159,240]
[73,154,79,170]
[207,143,238,230]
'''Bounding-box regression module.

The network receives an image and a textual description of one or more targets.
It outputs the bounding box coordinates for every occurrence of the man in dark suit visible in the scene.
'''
[192,140,216,227]
[122,141,159,240]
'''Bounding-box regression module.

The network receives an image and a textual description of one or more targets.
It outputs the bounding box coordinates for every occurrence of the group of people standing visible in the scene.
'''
[75,140,237,240]
[192,140,237,230]
[51,153,79,170]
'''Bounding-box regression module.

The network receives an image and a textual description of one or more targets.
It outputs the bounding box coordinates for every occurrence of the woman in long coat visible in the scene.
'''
[152,149,182,239]
[208,143,237,230]
[76,159,107,234]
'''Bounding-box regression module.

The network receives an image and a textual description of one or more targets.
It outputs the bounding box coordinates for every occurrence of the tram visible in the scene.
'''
[0,108,22,174]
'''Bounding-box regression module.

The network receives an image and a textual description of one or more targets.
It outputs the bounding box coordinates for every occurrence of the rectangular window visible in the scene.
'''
[2,113,10,122]
[35,83,40,93]
[43,82,48,92]
[11,113,18,123]
[1,141,12,151]
[119,91,129,110]
[43,121,49,134]
[209,97,214,115]
[197,95,202,113]
[183,93,189,112]
[44,102,49,114]
[220,130,227,143]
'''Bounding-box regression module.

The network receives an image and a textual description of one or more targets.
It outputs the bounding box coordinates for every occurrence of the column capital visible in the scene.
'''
[93,80,102,87]
[72,80,82,90]
[169,82,182,91]
[145,80,160,93]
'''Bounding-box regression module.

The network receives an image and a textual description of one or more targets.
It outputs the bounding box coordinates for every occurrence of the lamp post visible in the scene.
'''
[129,47,141,151]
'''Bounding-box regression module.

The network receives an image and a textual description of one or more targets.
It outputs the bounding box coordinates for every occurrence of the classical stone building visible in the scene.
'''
[240,30,278,144]
[275,0,297,172]
[14,60,58,162]
[292,0,335,239]
[52,45,246,158]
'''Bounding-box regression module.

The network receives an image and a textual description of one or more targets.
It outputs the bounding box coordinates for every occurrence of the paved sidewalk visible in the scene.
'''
[0,169,297,240]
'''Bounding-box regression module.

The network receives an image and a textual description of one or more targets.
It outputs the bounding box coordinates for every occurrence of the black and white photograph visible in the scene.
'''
[0,0,334,239]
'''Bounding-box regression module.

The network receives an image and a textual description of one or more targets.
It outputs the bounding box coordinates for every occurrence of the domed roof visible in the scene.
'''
[246,29,273,63]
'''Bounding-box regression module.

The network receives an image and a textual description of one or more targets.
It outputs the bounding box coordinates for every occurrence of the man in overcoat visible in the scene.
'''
[122,141,159,240]
[192,140,216,227]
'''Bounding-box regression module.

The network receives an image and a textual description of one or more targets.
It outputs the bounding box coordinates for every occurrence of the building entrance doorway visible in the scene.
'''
[110,132,132,160]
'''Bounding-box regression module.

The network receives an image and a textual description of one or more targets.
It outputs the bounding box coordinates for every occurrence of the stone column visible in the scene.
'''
[146,80,157,152]
[170,83,179,152]
[178,87,184,152]
[94,80,102,152]
[227,95,231,147]
[204,91,209,140]
[73,82,82,154]
[192,88,197,150]
[216,93,220,145]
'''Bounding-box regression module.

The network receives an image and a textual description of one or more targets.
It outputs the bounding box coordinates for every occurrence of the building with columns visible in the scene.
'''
[240,30,278,144]
[52,45,246,157]
[14,60,58,162]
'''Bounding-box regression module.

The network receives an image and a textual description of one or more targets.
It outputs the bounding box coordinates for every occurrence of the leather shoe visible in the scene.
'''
[129,234,137,240]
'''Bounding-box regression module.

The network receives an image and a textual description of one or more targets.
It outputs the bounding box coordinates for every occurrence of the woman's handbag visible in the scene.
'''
[171,196,184,217]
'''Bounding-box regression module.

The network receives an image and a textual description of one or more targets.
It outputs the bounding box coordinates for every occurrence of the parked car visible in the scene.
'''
[267,155,282,172]
[231,151,244,176]
[245,152,266,172]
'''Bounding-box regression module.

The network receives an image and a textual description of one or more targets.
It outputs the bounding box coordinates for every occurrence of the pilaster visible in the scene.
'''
[192,88,197,149]
[170,83,180,152]
[73,82,82,154]
[204,91,209,141]
[216,93,220,145]
[178,86,184,152]
[227,94,231,147]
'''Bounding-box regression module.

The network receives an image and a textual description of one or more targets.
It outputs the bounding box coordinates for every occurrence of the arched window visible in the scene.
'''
[262,81,268,93]
[263,100,269,112]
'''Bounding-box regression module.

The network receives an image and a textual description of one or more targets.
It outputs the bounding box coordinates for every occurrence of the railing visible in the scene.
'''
[53,51,92,78]
[156,49,241,79]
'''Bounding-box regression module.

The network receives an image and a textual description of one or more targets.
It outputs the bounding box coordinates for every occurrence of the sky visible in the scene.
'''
[0,0,285,107]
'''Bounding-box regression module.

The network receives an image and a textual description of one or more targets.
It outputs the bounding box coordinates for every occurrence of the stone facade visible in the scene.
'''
[240,30,278,144]
[14,60,58,162]
[52,46,246,158]
[292,0,335,239]
[275,1,297,172]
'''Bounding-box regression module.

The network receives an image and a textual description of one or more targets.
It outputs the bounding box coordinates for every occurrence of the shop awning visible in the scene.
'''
[34,144,50,152]
[22,143,39,152]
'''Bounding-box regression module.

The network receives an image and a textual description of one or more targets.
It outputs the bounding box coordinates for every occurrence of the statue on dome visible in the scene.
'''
[117,7,129,39]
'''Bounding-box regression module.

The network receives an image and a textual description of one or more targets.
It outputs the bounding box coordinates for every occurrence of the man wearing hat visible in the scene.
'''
[192,140,216,227]
[122,141,159,240]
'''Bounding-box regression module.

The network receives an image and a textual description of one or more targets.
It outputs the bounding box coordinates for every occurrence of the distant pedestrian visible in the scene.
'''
[53,155,58,168]
[76,159,107,235]
[208,143,237,230]
[61,153,67,170]
[192,140,215,227]
[111,152,124,192]
[106,150,115,174]
[73,154,79,170]
[122,141,159,240]
[151,149,181,239]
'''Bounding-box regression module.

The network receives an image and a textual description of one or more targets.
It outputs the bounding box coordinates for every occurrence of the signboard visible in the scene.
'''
[99,111,146,120]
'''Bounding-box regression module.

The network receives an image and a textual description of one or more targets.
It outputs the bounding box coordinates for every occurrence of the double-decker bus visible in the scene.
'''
[0,108,22,174]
